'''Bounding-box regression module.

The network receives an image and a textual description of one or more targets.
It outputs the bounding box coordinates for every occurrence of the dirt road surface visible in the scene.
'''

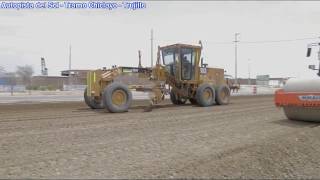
[1,95,320,179]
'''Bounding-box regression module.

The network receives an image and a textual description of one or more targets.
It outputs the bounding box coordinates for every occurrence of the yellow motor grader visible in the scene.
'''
[84,42,231,112]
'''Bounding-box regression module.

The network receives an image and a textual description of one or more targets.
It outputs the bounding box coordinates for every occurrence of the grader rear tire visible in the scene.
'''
[196,84,215,107]
[215,85,231,105]
[102,82,132,113]
[84,88,104,109]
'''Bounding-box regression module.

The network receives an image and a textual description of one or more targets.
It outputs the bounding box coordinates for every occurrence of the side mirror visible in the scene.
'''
[198,40,203,49]
[307,47,312,57]
[309,65,316,70]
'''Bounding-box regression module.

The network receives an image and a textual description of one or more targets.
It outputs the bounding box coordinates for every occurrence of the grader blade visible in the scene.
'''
[143,105,153,112]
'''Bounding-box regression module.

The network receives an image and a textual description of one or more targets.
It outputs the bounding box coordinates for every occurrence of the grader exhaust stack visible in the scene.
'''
[274,42,320,122]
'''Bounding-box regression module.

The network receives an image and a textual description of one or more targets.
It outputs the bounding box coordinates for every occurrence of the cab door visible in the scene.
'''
[180,48,196,80]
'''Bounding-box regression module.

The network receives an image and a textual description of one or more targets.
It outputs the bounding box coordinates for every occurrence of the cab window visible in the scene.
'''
[162,49,176,76]
[181,48,195,80]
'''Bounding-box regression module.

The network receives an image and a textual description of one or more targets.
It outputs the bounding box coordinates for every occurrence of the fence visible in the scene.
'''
[0,85,26,92]
[63,85,86,91]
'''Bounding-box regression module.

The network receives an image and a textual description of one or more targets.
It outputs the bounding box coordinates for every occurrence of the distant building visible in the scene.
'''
[31,76,68,90]
[256,75,270,86]
[237,78,257,85]
[0,73,19,85]
[61,69,89,77]
[28,70,90,91]
[61,69,89,85]
[225,74,287,87]
[269,77,288,87]
[0,73,25,92]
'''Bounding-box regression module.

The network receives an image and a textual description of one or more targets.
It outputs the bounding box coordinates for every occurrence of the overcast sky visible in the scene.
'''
[1,1,320,78]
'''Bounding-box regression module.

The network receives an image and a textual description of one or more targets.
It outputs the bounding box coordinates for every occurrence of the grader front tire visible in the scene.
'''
[102,82,132,113]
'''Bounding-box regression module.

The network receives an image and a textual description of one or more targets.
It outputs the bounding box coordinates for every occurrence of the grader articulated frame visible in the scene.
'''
[85,42,231,113]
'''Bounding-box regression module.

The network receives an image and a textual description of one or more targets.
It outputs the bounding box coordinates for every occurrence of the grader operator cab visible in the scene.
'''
[84,42,231,113]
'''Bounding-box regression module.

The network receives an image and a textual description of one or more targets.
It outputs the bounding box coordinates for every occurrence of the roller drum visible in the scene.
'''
[282,78,320,122]
[283,78,320,92]
[283,106,320,122]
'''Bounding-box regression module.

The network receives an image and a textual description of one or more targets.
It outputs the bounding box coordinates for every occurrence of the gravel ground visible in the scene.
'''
[0,95,320,179]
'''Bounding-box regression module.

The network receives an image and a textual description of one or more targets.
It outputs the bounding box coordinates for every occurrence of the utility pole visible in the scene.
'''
[151,29,154,67]
[138,50,142,68]
[318,38,320,77]
[69,45,72,70]
[234,33,240,84]
[68,44,72,89]
[248,59,251,85]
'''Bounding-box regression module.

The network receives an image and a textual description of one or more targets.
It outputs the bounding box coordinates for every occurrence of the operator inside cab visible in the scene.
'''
[182,55,191,80]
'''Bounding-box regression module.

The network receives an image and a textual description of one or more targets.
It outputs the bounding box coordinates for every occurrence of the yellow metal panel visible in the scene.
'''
[87,72,91,97]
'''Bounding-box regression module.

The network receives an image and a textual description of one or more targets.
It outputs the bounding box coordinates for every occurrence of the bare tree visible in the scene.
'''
[6,72,16,96]
[0,66,5,75]
[0,67,17,95]
[16,65,34,94]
